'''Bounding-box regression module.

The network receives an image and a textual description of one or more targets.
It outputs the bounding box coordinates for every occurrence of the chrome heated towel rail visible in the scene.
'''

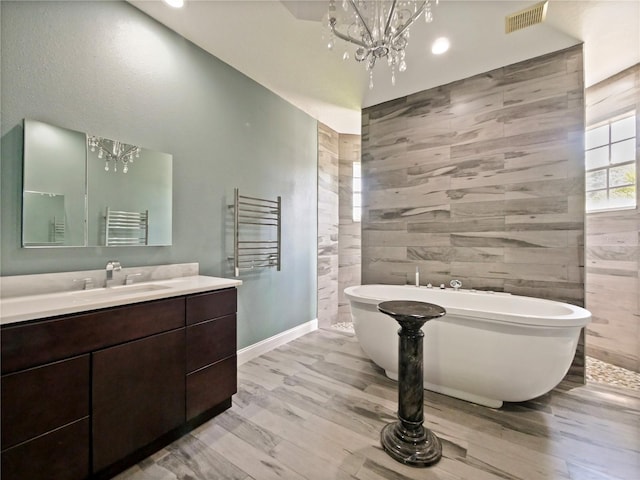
[105,207,149,246]
[50,216,65,245]
[229,188,281,277]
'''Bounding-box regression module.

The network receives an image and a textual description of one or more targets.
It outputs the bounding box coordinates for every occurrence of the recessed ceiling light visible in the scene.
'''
[431,37,450,55]
[163,0,184,8]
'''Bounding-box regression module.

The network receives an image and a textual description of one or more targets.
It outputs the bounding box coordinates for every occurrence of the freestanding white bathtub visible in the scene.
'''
[344,284,591,408]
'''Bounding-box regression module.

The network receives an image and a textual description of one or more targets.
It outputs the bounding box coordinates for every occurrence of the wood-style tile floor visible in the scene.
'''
[115,329,640,480]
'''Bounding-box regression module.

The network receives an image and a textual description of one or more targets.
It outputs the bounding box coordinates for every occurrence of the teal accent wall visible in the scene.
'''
[0,1,318,348]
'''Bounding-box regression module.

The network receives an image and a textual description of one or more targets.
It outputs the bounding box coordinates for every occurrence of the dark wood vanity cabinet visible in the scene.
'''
[185,289,237,421]
[1,287,238,480]
[1,355,90,480]
[92,329,186,473]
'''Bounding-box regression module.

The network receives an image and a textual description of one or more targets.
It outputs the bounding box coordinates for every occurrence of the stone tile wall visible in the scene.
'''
[361,45,586,382]
[338,134,362,324]
[585,64,640,373]
[318,123,340,329]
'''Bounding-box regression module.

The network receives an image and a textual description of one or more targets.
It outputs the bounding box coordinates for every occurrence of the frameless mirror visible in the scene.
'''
[22,119,173,247]
[22,120,86,246]
[87,138,172,246]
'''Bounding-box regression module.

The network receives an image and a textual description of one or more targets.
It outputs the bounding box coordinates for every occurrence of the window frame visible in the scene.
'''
[352,161,361,223]
[585,111,637,213]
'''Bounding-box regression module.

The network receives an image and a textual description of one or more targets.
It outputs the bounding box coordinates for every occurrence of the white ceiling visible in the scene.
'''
[130,0,640,134]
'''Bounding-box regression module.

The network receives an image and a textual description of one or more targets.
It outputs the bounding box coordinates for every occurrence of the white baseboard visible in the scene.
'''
[237,318,318,366]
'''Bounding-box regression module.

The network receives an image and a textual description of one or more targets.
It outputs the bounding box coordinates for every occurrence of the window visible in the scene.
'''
[585,112,636,212]
[353,162,361,222]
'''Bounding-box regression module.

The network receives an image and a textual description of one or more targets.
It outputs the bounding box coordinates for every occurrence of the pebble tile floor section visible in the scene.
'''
[587,357,640,391]
[116,329,640,480]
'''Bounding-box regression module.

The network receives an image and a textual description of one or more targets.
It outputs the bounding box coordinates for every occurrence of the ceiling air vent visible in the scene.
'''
[505,1,548,34]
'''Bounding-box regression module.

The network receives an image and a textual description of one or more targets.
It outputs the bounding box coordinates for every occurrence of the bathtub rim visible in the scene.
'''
[344,284,591,328]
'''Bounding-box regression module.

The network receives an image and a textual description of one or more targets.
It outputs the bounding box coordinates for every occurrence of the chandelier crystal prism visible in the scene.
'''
[327,0,438,88]
[87,136,140,174]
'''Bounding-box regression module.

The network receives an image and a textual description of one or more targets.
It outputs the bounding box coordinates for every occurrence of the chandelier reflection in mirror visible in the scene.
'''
[327,0,437,89]
[87,136,140,173]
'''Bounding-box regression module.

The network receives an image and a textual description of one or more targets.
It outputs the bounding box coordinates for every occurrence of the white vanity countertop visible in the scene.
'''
[0,275,242,326]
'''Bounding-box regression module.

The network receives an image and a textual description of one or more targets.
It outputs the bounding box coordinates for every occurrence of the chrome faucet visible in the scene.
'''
[450,279,462,291]
[105,261,122,287]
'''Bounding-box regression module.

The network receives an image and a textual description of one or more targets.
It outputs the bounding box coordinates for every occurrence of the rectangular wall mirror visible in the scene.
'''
[22,119,173,247]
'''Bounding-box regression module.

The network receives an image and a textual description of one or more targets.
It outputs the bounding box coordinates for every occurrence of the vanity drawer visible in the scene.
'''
[186,288,236,325]
[1,354,90,450]
[1,417,89,480]
[186,355,237,421]
[1,297,185,374]
[186,314,236,373]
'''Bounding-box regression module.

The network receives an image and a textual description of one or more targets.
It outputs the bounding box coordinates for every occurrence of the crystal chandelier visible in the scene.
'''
[327,0,437,89]
[87,136,140,173]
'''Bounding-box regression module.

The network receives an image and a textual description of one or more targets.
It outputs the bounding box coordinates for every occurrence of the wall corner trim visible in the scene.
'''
[237,319,319,366]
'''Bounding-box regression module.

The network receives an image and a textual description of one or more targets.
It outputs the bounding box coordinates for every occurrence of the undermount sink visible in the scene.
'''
[69,283,172,300]
[111,284,172,294]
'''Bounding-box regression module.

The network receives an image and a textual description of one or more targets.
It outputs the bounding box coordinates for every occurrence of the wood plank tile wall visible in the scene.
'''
[338,134,362,324]
[318,123,340,329]
[361,45,586,382]
[585,64,640,373]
